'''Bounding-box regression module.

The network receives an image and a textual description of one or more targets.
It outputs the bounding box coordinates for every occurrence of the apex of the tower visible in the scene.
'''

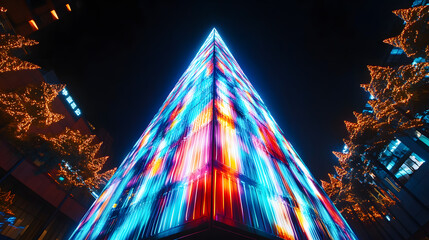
[211,28,224,46]
[211,28,218,41]
[207,28,220,46]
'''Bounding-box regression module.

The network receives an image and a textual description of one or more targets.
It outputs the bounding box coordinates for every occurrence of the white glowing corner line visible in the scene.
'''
[91,191,99,199]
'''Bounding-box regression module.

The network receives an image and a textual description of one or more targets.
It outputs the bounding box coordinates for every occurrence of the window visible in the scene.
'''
[395,153,425,182]
[412,57,425,65]
[380,139,425,183]
[390,48,404,55]
[415,130,429,148]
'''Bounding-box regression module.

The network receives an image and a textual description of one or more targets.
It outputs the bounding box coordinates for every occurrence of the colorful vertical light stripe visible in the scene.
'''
[70,29,357,240]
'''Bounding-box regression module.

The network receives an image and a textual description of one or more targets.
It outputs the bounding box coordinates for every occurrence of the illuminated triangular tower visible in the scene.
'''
[70,29,357,240]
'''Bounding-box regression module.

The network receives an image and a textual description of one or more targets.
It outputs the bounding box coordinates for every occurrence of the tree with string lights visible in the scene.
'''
[34,128,116,239]
[0,188,14,216]
[0,188,15,231]
[0,34,40,73]
[323,150,396,223]
[363,63,429,126]
[383,5,429,60]
[0,7,116,238]
[322,4,429,237]
[0,86,116,238]
[41,127,116,189]
[0,82,65,138]
[0,82,66,185]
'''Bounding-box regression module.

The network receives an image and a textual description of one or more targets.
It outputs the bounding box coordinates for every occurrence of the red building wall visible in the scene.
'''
[0,69,112,239]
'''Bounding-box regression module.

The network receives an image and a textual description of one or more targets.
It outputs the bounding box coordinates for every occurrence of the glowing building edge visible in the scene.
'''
[70,29,357,240]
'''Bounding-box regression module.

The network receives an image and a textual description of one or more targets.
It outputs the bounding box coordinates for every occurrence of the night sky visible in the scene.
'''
[30,0,412,182]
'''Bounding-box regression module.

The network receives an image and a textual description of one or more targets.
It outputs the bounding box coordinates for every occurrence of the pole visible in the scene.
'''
[0,158,25,184]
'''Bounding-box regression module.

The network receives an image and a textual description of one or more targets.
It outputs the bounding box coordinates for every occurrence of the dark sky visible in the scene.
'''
[31,0,412,182]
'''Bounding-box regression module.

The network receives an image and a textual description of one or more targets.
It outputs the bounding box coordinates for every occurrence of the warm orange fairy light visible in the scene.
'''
[0,34,40,73]
[0,82,64,137]
[0,187,15,215]
[66,4,72,11]
[28,20,38,30]
[51,10,59,20]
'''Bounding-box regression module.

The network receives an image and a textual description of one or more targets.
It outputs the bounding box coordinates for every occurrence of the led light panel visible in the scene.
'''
[70,29,357,240]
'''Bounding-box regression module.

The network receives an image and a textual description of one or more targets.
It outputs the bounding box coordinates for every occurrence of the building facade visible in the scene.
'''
[0,0,74,37]
[70,29,357,240]
[0,1,113,237]
[0,69,112,240]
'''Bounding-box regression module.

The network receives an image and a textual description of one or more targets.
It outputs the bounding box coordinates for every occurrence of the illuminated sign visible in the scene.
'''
[61,88,81,117]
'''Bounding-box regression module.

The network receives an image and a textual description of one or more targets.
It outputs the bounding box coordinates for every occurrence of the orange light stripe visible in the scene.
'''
[50,10,59,20]
[28,19,38,30]
[228,176,233,218]
[222,173,225,214]
[202,172,206,215]
[213,170,217,218]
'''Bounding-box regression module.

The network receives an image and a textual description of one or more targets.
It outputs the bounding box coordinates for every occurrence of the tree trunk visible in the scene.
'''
[348,202,372,240]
